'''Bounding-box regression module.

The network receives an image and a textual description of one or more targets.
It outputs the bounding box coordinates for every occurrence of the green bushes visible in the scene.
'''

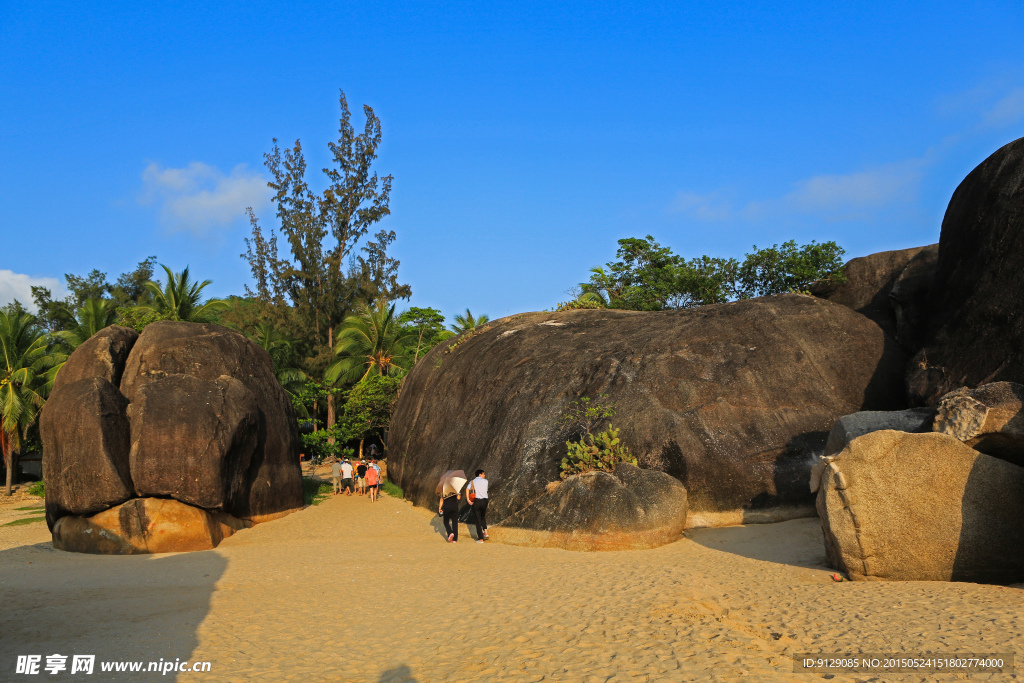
[561,425,636,478]
[302,477,333,506]
[381,480,404,498]
[27,481,44,497]
[558,396,636,479]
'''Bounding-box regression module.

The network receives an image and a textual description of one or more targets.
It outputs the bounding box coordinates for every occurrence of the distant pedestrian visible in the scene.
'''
[438,487,461,543]
[340,459,354,496]
[331,459,343,495]
[370,459,382,495]
[467,470,490,541]
[366,465,379,502]
[356,461,368,496]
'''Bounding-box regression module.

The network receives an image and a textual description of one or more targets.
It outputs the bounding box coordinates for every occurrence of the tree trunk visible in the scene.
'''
[327,325,336,445]
[359,437,364,459]
[312,400,318,431]
[4,447,14,497]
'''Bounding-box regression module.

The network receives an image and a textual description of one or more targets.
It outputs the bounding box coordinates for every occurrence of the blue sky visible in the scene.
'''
[3,1,1023,322]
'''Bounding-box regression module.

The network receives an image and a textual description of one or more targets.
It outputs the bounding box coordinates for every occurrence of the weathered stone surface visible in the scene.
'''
[40,378,132,529]
[52,325,138,392]
[491,464,687,550]
[389,294,908,529]
[889,244,939,352]
[52,497,249,554]
[816,430,1024,582]
[128,374,259,511]
[933,382,1024,466]
[120,321,303,520]
[811,246,933,339]
[822,408,935,457]
[907,137,1024,405]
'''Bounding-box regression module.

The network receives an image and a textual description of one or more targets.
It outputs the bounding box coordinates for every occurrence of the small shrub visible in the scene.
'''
[302,477,333,506]
[381,480,404,498]
[556,298,603,311]
[27,481,44,497]
[561,425,637,479]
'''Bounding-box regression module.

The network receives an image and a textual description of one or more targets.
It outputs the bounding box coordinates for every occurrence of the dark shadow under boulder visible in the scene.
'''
[490,464,687,551]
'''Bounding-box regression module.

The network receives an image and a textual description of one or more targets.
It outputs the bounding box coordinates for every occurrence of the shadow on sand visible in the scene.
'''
[685,517,830,570]
[379,664,419,682]
[0,540,226,681]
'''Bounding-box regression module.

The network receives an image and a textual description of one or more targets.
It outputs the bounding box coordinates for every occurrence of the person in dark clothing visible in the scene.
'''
[438,488,461,543]
[356,461,368,496]
[467,469,490,542]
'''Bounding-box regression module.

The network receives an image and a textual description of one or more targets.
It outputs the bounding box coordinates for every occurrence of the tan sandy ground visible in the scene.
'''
[0,491,1021,682]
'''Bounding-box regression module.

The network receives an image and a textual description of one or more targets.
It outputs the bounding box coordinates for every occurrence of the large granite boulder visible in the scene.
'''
[128,374,260,511]
[40,378,133,529]
[42,321,304,553]
[491,464,688,550]
[889,245,939,351]
[389,294,908,531]
[811,246,934,341]
[907,137,1024,405]
[816,430,1024,583]
[119,321,303,521]
[822,408,935,457]
[51,325,138,392]
[52,497,249,555]
[933,382,1024,466]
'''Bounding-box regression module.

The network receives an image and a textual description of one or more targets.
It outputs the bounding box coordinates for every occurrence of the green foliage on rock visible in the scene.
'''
[579,235,846,311]
[561,425,637,479]
[558,395,636,479]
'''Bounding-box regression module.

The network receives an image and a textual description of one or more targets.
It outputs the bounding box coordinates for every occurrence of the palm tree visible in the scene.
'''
[0,311,65,495]
[326,299,415,385]
[248,323,309,413]
[450,308,490,333]
[142,265,229,322]
[55,298,119,350]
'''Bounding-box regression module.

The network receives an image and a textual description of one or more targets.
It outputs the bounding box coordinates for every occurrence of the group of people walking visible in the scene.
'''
[438,470,489,543]
[331,457,382,502]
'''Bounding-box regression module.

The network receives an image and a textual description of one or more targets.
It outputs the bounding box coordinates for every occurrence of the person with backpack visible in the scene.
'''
[467,470,490,542]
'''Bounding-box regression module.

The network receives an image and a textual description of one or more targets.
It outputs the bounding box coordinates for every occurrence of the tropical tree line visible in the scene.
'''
[560,235,847,311]
[1,90,497,491]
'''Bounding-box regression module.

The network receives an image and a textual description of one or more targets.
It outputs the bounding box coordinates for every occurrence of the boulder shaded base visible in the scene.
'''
[52,498,252,555]
[816,430,1024,583]
[491,464,688,551]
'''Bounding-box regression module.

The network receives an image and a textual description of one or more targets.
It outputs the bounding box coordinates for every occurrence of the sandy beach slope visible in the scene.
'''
[1,492,1021,682]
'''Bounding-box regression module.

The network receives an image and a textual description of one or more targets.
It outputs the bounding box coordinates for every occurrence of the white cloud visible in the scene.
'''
[139,162,271,236]
[0,270,67,313]
[669,158,926,224]
[983,87,1024,127]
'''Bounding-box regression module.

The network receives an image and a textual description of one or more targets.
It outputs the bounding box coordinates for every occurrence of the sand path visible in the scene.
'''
[1,492,1021,681]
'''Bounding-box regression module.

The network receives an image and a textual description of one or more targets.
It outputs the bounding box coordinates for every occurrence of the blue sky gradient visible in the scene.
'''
[3,1,1023,321]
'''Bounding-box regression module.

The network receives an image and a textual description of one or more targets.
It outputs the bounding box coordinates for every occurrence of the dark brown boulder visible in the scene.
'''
[889,244,939,351]
[120,321,303,521]
[128,374,259,511]
[811,246,933,340]
[907,137,1024,405]
[40,378,133,529]
[52,325,138,392]
[491,464,688,550]
[389,294,908,529]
